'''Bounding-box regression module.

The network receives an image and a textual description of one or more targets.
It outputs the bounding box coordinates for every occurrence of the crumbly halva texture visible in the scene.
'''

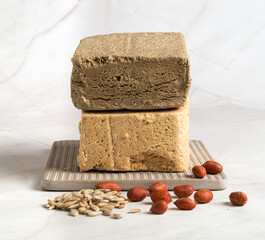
[71,32,191,111]
[77,101,189,172]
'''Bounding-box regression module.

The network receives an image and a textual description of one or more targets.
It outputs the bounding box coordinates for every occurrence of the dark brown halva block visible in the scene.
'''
[71,32,191,110]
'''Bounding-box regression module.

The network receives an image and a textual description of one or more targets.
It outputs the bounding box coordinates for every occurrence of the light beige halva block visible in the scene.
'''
[77,101,189,172]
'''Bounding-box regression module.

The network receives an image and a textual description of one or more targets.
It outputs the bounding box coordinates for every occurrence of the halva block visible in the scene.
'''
[77,101,189,172]
[71,32,191,111]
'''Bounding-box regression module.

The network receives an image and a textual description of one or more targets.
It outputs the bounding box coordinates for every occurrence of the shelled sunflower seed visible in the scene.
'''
[44,189,127,218]
[128,209,141,213]
[113,214,123,219]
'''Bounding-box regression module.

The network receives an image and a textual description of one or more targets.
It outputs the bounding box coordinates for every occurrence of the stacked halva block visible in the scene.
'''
[71,32,191,172]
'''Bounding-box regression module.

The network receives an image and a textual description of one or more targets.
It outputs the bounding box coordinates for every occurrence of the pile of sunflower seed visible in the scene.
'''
[44,189,128,219]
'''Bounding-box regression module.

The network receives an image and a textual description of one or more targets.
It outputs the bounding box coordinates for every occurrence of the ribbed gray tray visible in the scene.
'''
[41,140,227,191]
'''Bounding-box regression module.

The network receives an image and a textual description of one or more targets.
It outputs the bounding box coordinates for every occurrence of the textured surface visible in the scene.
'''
[78,102,189,172]
[41,140,227,191]
[71,32,191,110]
[73,32,188,59]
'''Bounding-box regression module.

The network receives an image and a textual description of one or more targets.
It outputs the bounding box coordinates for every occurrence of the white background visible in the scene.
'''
[0,0,265,239]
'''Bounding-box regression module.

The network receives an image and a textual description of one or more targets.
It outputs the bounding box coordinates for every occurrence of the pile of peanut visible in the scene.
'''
[44,160,247,217]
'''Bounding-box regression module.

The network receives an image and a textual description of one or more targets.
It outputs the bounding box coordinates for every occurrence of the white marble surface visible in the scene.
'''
[0,0,265,239]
